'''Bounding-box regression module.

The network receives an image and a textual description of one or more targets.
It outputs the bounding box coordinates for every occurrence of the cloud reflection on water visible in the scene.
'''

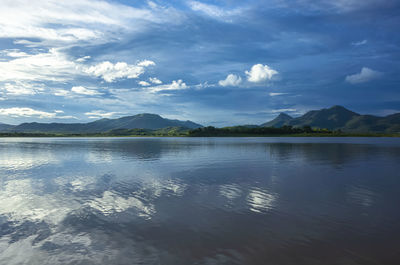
[0,138,399,264]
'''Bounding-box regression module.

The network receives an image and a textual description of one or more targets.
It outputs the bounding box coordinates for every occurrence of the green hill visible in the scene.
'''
[262,113,293,127]
[262,106,400,133]
[1,113,202,133]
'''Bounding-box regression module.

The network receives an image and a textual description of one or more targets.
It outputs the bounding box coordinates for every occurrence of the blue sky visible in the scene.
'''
[0,0,399,126]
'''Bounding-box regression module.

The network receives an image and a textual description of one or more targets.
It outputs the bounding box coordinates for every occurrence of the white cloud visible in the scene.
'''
[194,82,215,90]
[83,60,155,82]
[0,48,79,83]
[137,60,156,67]
[276,0,385,13]
[351,39,367,46]
[54,89,70,97]
[245,64,278,83]
[149,77,162,84]
[138,81,151,86]
[0,107,72,119]
[1,49,29,58]
[71,86,102,96]
[269,92,287,96]
[0,48,155,85]
[218,74,242,87]
[1,82,45,96]
[271,108,296,113]
[76,55,91,62]
[85,110,119,119]
[188,1,242,21]
[345,67,382,84]
[147,79,188,93]
[0,0,184,47]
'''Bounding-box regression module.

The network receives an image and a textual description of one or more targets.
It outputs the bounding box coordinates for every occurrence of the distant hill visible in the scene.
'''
[0,123,14,131]
[1,113,202,133]
[262,113,293,127]
[1,107,399,135]
[262,106,400,133]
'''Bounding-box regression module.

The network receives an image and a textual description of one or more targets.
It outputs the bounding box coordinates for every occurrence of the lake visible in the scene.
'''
[0,137,399,265]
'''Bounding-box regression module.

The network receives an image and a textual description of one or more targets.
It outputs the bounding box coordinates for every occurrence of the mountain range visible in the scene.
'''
[0,106,399,134]
[0,113,202,133]
[262,105,400,133]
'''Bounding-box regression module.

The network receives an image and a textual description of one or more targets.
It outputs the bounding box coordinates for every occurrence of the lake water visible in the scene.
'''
[0,137,399,265]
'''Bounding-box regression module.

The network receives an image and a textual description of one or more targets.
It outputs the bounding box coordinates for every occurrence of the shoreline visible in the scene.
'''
[0,133,399,138]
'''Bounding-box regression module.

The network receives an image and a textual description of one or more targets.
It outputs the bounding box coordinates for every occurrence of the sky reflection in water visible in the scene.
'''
[0,137,399,265]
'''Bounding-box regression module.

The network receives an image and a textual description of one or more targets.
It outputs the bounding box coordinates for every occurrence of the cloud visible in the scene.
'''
[149,77,162,84]
[351,39,367,46]
[83,60,155,82]
[76,55,91,62]
[0,107,72,119]
[71,86,102,96]
[147,79,188,93]
[53,89,70,97]
[1,49,29,58]
[269,92,287,96]
[137,60,156,67]
[275,0,387,13]
[138,81,151,86]
[1,82,45,96]
[0,0,184,47]
[218,74,242,87]
[345,67,382,84]
[245,64,278,83]
[0,49,155,86]
[271,108,297,113]
[85,110,119,119]
[188,1,242,21]
[0,48,79,83]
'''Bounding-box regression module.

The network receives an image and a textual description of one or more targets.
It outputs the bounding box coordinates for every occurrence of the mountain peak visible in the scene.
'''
[277,112,293,119]
[135,113,161,117]
[261,112,293,127]
[329,105,349,111]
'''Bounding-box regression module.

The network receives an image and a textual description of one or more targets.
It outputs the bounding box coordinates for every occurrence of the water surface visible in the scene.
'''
[0,137,399,264]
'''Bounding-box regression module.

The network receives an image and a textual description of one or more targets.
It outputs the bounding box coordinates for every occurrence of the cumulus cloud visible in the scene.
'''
[345,67,382,84]
[71,86,102,96]
[149,77,162,84]
[218,74,242,87]
[0,48,155,85]
[147,79,187,93]
[245,64,278,83]
[85,110,119,119]
[137,60,156,67]
[0,107,73,119]
[83,60,155,82]
[138,81,151,86]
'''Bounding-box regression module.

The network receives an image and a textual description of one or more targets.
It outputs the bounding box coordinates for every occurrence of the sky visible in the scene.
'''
[0,0,399,126]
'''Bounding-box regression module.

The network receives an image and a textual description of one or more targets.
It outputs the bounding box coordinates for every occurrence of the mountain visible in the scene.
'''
[343,113,400,133]
[0,122,14,131]
[261,113,293,127]
[262,106,400,133]
[2,113,202,133]
[288,105,360,129]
